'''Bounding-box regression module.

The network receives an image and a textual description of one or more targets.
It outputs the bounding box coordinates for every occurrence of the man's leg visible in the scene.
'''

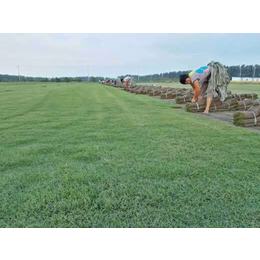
[198,83,211,113]
[198,83,207,102]
[203,82,214,114]
[203,98,213,114]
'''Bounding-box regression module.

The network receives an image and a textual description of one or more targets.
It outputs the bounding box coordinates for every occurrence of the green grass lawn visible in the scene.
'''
[1,82,260,227]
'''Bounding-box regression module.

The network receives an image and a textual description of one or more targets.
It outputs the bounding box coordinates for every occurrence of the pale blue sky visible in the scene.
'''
[0,33,260,78]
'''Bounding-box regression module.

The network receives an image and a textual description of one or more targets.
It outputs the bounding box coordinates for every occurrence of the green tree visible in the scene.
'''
[64,77,71,82]
[55,77,61,82]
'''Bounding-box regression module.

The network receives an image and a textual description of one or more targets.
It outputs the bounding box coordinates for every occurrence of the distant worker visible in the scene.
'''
[121,76,132,90]
[179,61,230,114]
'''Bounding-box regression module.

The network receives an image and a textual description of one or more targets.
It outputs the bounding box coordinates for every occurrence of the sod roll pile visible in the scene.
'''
[175,94,195,104]
[236,99,260,111]
[177,92,258,104]
[233,108,260,127]
[231,93,258,100]
[185,98,238,113]
[161,88,192,100]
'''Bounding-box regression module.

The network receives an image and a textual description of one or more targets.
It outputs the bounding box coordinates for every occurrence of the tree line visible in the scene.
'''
[227,65,260,77]
[0,75,105,83]
[120,64,260,82]
[1,64,260,82]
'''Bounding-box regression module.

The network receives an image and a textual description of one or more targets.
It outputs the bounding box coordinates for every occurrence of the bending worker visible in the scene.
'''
[179,61,230,114]
[121,76,132,90]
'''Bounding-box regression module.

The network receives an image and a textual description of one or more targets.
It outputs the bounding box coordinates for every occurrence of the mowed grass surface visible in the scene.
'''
[1,82,260,227]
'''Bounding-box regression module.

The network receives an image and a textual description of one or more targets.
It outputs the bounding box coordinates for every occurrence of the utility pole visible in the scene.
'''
[87,66,90,82]
[17,65,20,82]
[253,65,256,80]
[138,67,139,82]
[239,66,242,79]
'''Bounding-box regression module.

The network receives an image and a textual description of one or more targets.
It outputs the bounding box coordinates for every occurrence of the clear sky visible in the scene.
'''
[0,33,260,78]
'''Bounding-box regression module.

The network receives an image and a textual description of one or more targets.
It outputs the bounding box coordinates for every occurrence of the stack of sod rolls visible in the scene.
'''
[179,93,258,105]
[160,92,176,99]
[148,87,163,96]
[175,93,195,104]
[161,87,173,93]
[132,86,146,94]
[236,99,260,111]
[185,98,238,113]
[127,85,156,94]
[134,86,155,94]
[233,108,260,127]
[136,86,146,94]
[231,93,258,100]
[161,88,193,100]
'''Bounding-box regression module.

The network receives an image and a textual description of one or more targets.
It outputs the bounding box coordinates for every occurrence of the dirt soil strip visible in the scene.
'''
[151,96,260,133]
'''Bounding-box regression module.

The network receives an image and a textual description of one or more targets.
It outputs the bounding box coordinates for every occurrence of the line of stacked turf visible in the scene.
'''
[233,108,260,127]
[185,98,260,113]
[104,82,260,128]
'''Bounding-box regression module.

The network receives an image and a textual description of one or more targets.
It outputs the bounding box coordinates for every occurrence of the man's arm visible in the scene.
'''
[191,80,200,102]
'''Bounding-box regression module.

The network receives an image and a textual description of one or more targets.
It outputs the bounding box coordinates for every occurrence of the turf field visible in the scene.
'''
[1,82,260,227]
